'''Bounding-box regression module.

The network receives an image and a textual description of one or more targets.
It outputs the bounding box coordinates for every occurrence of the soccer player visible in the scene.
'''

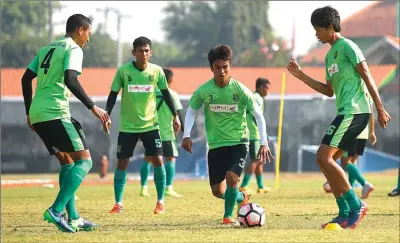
[106,37,181,214]
[323,99,376,200]
[182,44,274,226]
[21,14,110,233]
[140,68,185,198]
[240,77,272,194]
[287,6,391,229]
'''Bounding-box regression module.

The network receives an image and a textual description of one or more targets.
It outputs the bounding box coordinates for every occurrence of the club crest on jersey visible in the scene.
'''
[334,51,338,59]
[148,75,154,82]
[233,93,239,103]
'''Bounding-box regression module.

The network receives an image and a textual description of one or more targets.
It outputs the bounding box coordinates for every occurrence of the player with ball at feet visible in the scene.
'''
[182,44,274,227]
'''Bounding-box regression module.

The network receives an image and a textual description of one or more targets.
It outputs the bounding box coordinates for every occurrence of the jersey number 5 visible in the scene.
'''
[40,48,56,74]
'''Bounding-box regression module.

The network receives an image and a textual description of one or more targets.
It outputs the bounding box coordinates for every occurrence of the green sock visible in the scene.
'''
[397,169,400,190]
[236,191,245,203]
[346,164,366,186]
[140,162,151,186]
[154,166,166,201]
[224,186,239,218]
[165,161,175,187]
[336,196,350,218]
[241,174,251,188]
[52,159,92,213]
[343,189,361,211]
[256,174,264,189]
[59,164,80,220]
[114,169,127,203]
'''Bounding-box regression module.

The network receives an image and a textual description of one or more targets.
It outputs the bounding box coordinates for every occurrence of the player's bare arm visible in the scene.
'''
[21,68,37,131]
[103,90,119,134]
[355,61,391,129]
[368,99,377,145]
[160,89,181,134]
[182,107,197,153]
[287,57,334,97]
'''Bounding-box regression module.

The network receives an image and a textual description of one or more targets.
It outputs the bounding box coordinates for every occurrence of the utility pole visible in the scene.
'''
[47,1,64,42]
[96,6,113,35]
[115,11,131,67]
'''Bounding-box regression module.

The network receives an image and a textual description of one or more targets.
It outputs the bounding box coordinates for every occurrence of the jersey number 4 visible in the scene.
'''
[40,48,56,74]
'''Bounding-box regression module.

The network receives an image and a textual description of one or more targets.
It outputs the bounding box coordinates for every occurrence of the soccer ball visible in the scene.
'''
[237,203,265,227]
[323,181,332,193]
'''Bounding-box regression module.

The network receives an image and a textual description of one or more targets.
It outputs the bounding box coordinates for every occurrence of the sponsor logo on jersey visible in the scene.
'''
[209,104,238,113]
[128,85,154,93]
[327,63,339,77]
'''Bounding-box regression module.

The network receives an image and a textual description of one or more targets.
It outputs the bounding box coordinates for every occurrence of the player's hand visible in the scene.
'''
[173,115,181,135]
[91,105,110,124]
[103,119,112,134]
[257,145,274,163]
[182,137,192,153]
[369,132,377,145]
[287,57,303,79]
[26,116,34,131]
[377,108,391,129]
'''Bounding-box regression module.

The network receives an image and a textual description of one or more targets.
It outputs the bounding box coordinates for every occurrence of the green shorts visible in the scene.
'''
[248,140,261,161]
[321,114,370,151]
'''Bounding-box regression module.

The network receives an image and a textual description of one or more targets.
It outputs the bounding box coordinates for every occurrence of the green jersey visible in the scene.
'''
[189,78,256,149]
[325,37,371,115]
[247,92,264,140]
[111,62,168,133]
[28,37,83,124]
[156,88,183,141]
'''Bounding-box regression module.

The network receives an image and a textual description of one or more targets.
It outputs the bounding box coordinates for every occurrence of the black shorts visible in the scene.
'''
[207,144,248,185]
[321,114,370,151]
[32,117,88,156]
[344,139,367,157]
[248,140,261,161]
[161,140,178,157]
[117,129,162,159]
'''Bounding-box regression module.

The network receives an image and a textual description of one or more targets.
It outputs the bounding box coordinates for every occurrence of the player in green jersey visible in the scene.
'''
[287,6,391,229]
[106,37,181,215]
[21,14,110,233]
[239,77,272,194]
[182,44,274,226]
[140,68,185,198]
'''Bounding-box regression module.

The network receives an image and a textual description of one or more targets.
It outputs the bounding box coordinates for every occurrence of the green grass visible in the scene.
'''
[1,172,399,243]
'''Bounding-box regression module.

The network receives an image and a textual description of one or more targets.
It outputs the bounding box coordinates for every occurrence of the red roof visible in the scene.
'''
[1,65,396,97]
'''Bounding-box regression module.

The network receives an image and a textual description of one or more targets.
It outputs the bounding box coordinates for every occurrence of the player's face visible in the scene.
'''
[132,44,152,63]
[314,26,331,44]
[211,59,231,83]
[259,84,270,97]
[76,25,92,48]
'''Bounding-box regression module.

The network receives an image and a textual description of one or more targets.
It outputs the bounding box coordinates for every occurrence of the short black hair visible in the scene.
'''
[66,14,91,33]
[208,44,233,66]
[256,77,270,89]
[311,6,341,32]
[163,68,173,82]
[133,36,152,50]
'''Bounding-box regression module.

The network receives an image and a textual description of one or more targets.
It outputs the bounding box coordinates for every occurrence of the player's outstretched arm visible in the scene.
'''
[21,68,37,131]
[251,106,274,163]
[355,62,391,129]
[160,89,181,133]
[287,57,334,97]
[182,107,197,153]
[64,70,109,124]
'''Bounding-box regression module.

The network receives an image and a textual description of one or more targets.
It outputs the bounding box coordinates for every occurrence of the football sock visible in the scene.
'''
[52,159,92,213]
[336,196,350,218]
[114,169,127,203]
[165,161,175,187]
[343,189,361,211]
[140,161,151,186]
[59,164,80,220]
[223,186,238,218]
[346,164,365,186]
[154,165,166,201]
[241,174,251,188]
[256,174,264,189]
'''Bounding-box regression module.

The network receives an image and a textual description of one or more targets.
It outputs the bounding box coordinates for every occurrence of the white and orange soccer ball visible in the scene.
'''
[237,203,265,227]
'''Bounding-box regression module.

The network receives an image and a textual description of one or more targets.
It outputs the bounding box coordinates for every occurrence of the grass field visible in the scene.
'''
[1,172,399,243]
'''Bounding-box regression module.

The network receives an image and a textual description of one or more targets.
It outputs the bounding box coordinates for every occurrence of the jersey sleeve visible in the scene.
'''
[172,91,183,110]
[242,86,256,113]
[111,68,123,92]
[28,55,39,73]
[344,41,366,67]
[157,68,168,90]
[64,47,83,74]
[189,88,203,110]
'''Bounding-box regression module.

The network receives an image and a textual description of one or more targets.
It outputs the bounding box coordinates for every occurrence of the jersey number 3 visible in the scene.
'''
[40,48,56,74]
